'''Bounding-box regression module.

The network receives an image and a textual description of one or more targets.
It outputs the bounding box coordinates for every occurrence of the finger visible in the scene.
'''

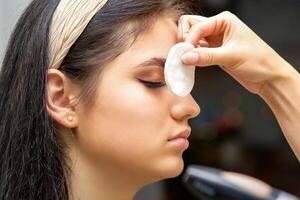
[177,19,191,41]
[181,47,225,67]
[185,12,236,46]
[177,15,208,41]
[199,38,209,47]
[184,17,220,46]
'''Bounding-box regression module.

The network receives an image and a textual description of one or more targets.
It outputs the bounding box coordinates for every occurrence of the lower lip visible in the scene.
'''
[168,138,189,149]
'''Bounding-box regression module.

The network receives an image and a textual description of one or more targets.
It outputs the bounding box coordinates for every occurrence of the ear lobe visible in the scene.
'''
[46,69,79,128]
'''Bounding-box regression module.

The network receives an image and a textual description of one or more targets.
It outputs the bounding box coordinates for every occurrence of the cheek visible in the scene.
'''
[98,81,168,137]
[76,78,170,167]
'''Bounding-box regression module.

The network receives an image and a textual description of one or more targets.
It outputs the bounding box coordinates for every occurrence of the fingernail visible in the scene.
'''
[182,52,199,64]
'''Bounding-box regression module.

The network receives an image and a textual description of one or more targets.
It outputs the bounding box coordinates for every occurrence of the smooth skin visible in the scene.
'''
[46,15,200,200]
[179,11,300,161]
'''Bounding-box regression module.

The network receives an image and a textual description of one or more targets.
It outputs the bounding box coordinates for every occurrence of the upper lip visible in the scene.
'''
[168,128,191,141]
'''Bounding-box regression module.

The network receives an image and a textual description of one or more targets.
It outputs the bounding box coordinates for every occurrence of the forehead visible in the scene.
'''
[131,16,178,56]
[110,16,179,68]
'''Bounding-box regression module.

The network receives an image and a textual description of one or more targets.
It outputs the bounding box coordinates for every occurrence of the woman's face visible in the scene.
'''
[74,15,200,183]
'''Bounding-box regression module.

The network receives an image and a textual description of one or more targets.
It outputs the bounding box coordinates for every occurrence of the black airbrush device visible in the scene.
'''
[183,165,299,200]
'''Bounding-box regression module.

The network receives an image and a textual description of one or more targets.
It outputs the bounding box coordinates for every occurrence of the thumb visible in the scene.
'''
[181,47,225,67]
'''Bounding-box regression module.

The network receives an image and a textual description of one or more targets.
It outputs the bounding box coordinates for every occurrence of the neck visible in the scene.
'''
[67,146,143,200]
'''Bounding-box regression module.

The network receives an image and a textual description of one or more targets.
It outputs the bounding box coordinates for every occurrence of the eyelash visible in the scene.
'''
[138,79,166,88]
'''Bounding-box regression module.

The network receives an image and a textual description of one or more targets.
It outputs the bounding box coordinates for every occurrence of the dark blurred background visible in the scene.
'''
[135,0,300,199]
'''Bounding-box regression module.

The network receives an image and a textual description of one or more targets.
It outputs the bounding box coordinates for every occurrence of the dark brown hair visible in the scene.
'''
[0,0,195,199]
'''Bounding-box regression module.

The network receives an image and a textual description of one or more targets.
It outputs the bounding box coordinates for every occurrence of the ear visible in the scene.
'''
[46,69,79,128]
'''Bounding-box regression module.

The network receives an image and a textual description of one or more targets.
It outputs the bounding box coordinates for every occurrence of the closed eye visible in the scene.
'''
[137,79,166,88]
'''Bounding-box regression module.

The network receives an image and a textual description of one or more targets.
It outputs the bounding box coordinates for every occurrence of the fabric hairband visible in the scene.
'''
[49,0,109,69]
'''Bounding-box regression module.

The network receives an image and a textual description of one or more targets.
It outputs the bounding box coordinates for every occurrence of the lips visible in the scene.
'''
[168,128,191,141]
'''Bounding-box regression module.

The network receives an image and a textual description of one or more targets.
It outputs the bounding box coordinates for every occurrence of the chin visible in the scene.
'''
[151,156,185,182]
[167,159,185,178]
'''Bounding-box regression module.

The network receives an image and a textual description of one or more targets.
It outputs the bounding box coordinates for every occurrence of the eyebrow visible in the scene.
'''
[134,57,166,68]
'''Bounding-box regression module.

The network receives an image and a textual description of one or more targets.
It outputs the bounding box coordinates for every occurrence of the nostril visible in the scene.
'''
[188,106,201,120]
[194,104,201,117]
[188,99,201,119]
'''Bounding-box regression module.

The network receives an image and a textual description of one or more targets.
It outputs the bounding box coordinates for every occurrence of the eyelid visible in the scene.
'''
[137,78,166,88]
[137,78,165,84]
[136,70,165,81]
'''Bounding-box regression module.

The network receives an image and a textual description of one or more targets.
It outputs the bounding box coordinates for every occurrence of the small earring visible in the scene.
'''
[67,115,73,121]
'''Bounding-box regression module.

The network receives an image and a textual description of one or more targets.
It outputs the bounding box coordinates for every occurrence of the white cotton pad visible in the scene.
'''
[164,42,195,97]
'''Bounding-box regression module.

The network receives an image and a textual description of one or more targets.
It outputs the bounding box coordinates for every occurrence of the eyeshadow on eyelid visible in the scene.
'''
[135,66,164,74]
[138,74,164,81]
[136,69,165,81]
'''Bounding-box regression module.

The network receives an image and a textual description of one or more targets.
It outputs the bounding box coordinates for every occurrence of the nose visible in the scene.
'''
[170,94,201,122]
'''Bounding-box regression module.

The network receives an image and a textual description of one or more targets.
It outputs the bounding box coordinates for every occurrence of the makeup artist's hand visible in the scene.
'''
[178,11,300,161]
[178,11,298,95]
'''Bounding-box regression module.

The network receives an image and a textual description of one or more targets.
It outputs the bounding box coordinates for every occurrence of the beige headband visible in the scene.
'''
[49,0,109,69]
